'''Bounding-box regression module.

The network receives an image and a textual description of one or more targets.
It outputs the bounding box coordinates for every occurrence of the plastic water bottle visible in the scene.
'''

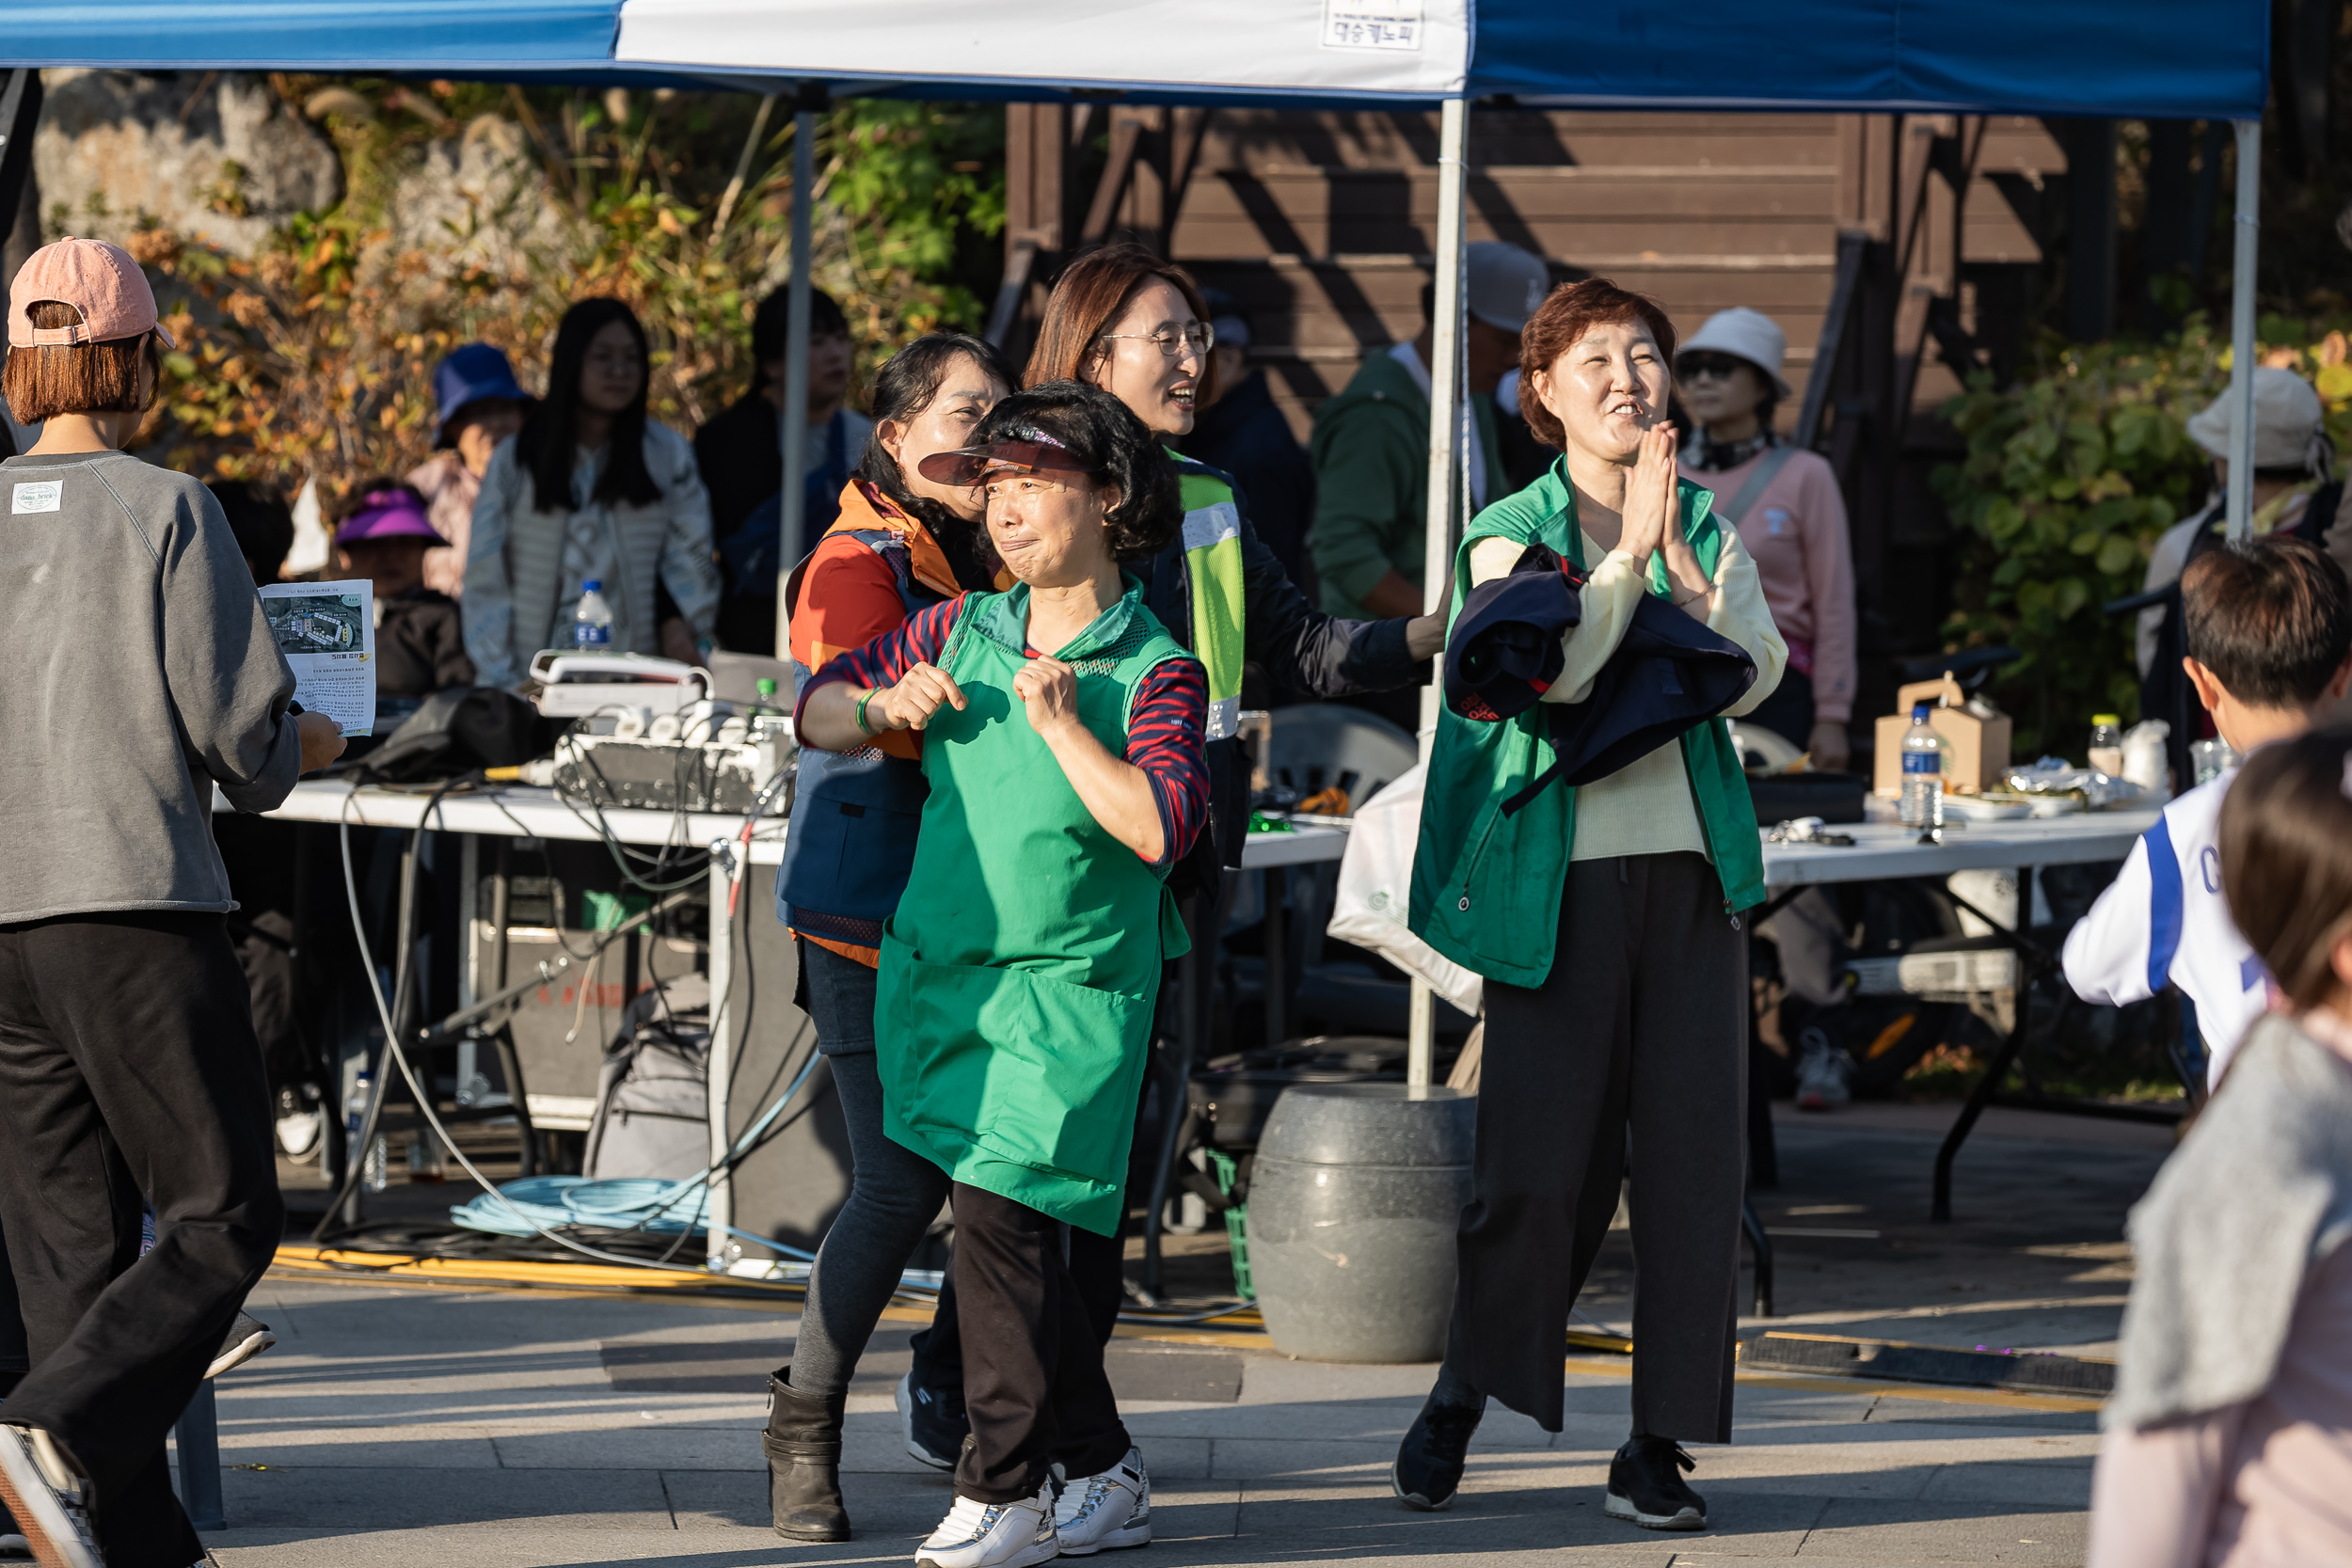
[573,579,614,650]
[2087,713,2123,778]
[1899,704,1945,829]
[345,1070,389,1194]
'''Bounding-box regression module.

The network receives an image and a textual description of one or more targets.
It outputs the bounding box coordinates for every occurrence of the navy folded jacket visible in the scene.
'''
[1445,541,1757,816]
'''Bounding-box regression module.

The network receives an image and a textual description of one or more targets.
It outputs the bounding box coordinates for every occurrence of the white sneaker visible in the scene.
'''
[1795,1027,1853,1111]
[1054,1448,1149,1555]
[274,1108,321,1159]
[915,1484,1057,1568]
[0,1425,102,1568]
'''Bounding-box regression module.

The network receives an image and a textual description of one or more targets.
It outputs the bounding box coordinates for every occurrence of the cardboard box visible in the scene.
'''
[1873,674,2013,797]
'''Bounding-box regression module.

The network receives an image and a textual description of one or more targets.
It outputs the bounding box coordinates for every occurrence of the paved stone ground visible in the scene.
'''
[190,1102,2171,1567]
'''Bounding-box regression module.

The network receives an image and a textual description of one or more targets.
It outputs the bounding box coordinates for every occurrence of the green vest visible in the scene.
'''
[1407,460,1766,989]
[1174,454,1248,743]
[876,580,1197,1235]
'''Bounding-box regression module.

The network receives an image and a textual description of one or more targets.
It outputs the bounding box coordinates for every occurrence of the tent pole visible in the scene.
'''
[774,89,819,659]
[2225,117,2260,543]
[1407,94,1469,1091]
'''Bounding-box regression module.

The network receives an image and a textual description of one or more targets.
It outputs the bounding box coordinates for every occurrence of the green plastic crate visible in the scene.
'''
[1202,1148,1252,1302]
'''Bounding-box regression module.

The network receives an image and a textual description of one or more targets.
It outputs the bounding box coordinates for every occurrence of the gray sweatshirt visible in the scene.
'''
[0,450,301,922]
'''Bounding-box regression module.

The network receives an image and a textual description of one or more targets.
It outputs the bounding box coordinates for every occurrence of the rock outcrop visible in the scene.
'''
[35,70,340,255]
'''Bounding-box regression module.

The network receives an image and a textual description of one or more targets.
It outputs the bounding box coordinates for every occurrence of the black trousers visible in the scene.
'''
[949,1184,1131,1504]
[0,912,285,1568]
[1448,853,1746,1441]
[910,1212,1122,1399]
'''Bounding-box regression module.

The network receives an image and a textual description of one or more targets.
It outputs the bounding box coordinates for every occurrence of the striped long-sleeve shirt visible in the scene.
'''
[798,595,1210,869]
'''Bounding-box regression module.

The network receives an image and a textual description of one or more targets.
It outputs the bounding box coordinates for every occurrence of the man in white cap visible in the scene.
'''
[2137,365,2341,679]
[1308,242,1549,721]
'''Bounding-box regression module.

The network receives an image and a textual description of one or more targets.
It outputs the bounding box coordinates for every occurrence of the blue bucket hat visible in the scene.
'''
[431,343,532,449]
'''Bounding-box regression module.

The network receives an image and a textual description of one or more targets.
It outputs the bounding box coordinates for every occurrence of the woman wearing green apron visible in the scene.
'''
[797,383,1206,1568]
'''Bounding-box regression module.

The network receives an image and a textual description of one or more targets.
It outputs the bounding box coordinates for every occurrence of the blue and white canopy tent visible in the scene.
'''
[3,0,2275,1083]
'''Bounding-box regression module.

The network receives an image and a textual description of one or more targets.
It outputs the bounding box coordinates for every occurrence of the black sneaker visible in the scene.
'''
[897,1371,967,1471]
[1605,1435,1707,1530]
[206,1311,276,1380]
[1391,1390,1486,1511]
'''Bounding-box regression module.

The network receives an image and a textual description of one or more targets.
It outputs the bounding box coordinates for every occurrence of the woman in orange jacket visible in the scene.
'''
[759,331,1014,1543]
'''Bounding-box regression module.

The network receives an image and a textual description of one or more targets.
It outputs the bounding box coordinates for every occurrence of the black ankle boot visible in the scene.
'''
[765,1364,850,1542]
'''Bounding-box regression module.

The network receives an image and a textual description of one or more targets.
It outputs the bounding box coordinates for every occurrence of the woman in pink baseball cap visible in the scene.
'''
[0,236,344,1568]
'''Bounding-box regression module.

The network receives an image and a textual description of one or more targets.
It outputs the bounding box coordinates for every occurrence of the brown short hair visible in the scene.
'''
[2220,726,2352,1010]
[3,300,159,424]
[2182,537,2352,709]
[1516,277,1677,450]
[1024,242,1217,406]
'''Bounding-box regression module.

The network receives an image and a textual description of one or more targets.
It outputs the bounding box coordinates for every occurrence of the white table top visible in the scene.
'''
[230,784,2148,889]
[1757,808,2160,890]
[226,780,794,865]
[235,782,1352,873]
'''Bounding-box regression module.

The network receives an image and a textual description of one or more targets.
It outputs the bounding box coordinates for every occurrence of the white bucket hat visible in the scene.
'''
[2185,366,2328,472]
[1677,307,1792,400]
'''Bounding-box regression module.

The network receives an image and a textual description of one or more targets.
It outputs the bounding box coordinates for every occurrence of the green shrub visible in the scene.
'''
[1933,316,2352,756]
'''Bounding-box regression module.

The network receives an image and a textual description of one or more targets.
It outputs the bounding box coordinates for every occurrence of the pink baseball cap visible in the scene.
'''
[8,237,176,350]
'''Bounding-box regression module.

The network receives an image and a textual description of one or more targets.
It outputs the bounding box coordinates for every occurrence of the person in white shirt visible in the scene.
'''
[2064,536,2352,1086]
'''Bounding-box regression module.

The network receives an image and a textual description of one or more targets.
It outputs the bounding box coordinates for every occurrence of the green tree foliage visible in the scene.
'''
[131,78,1003,504]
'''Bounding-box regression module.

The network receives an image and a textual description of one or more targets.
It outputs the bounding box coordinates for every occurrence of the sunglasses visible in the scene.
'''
[1677,352,1754,380]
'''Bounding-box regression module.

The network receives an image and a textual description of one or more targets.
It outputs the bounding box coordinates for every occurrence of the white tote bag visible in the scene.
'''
[1325,762,1485,1015]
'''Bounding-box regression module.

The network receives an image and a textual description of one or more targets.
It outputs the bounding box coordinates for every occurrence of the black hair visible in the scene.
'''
[972,380,1183,562]
[208,480,294,580]
[2182,536,2352,708]
[752,285,850,390]
[853,331,1016,590]
[515,298,660,515]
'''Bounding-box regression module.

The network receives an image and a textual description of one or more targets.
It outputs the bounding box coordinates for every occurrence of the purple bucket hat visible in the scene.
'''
[334,487,445,546]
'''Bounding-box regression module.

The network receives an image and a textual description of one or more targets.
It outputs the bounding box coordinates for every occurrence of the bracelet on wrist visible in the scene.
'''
[854,689,879,734]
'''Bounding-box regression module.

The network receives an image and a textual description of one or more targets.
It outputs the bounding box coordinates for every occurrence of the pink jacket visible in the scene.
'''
[1678,445,1856,721]
[406,451,480,599]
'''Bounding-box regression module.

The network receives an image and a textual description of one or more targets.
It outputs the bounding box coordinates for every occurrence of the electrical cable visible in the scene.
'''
[310,773,474,1243]
[311,765,1248,1324]
[320,773,829,1272]
[327,787,718,1274]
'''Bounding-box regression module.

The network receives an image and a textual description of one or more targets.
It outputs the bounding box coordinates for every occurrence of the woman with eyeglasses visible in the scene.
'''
[889,242,1449,1468]
[1671,308,1853,771]
[464,297,719,689]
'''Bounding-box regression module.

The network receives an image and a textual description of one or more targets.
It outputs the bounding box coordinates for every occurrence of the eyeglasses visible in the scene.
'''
[1098,323,1215,359]
[1677,352,1752,380]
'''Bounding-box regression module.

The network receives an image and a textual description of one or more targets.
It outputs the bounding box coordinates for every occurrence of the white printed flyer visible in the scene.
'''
[259,578,377,736]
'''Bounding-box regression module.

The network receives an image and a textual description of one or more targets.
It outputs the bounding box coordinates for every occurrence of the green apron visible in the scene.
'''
[876,580,1198,1235]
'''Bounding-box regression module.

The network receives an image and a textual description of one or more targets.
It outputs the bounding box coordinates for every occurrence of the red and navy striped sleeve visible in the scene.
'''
[1122,657,1209,870]
[795,597,1207,869]
[793,595,964,723]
